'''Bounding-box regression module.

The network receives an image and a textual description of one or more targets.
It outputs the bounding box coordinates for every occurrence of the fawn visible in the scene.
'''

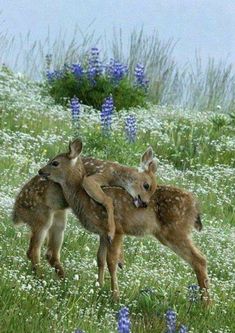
[81,146,157,242]
[34,139,209,303]
[13,145,157,276]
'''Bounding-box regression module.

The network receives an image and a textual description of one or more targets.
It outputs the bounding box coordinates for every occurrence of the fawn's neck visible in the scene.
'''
[61,169,103,233]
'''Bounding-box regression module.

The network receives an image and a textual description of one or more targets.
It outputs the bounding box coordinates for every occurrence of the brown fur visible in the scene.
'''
[13,140,210,303]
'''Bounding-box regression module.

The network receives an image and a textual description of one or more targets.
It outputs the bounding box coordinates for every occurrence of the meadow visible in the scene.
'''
[0,65,235,333]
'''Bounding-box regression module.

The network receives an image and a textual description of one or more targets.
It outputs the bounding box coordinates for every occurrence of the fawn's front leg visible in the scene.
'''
[83,174,115,242]
[45,210,67,278]
[97,236,124,289]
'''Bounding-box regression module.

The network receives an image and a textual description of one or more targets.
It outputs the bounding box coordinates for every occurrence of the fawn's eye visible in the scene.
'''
[143,182,150,190]
[51,161,59,167]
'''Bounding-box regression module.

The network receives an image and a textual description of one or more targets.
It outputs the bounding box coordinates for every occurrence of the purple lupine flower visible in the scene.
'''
[165,309,177,333]
[46,69,64,82]
[88,47,103,80]
[70,96,80,123]
[188,284,199,302]
[101,95,114,134]
[117,307,131,333]
[134,63,149,88]
[178,325,188,333]
[74,330,85,333]
[72,64,84,78]
[106,58,128,83]
[125,115,137,143]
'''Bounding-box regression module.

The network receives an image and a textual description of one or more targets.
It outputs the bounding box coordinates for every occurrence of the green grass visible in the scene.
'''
[0,69,235,332]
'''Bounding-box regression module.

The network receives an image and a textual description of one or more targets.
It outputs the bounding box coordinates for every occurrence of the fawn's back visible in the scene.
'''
[13,176,68,226]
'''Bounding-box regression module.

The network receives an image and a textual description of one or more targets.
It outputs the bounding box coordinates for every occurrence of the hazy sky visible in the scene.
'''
[1,0,235,64]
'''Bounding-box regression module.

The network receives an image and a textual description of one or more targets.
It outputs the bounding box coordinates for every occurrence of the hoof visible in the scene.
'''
[56,268,65,279]
[202,295,212,307]
[112,290,120,302]
[118,262,123,269]
[45,252,52,261]
[26,250,32,260]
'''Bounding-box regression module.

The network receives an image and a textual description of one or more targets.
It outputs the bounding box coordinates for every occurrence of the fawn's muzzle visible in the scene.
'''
[133,195,147,208]
[38,169,50,180]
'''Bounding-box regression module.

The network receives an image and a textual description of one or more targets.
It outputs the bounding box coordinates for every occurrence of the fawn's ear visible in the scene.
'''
[68,139,83,159]
[148,158,157,174]
[140,146,154,171]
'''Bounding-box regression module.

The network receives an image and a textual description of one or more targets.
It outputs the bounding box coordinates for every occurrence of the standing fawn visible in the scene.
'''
[13,145,157,276]
[35,139,209,303]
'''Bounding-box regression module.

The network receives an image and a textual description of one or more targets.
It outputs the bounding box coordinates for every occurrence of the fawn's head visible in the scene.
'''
[38,139,84,184]
[126,147,158,208]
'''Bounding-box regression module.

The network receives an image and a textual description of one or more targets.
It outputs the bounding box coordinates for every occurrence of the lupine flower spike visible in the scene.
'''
[70,96,80,122]
[125,115,137,143]
[134,63,149,89]
[117,307,131,333]
[188,284,199,303]
[165,309,177,333]
[101,95,114,135]
[88,47,102,81]
[71,64,84,78]
[70,96,80,137]
[106,58,128,83]
[74,329,85,333]
[178,324,188,333]
[46,69,64,82]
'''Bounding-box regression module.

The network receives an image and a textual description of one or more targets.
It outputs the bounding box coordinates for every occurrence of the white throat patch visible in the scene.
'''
[71,157,78,167]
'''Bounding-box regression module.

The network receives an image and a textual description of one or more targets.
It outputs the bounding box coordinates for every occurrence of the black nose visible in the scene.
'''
[38,169,50,179]
[138,195,147,208]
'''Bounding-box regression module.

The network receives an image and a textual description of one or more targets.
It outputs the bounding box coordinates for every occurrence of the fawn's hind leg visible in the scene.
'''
[159,234,210,304]
[27,212,53,273]
[97,236,108,287]
[83,174,115,242]
[106,234,123,301]
[118,242,124,269]
[45,210,67,278]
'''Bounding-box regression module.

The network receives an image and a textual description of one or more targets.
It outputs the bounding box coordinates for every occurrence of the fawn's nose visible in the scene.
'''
[38,169,44,175]
[38,169,50,179]
[138,195,147,208]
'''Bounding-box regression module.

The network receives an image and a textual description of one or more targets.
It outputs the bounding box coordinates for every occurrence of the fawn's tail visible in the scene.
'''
[194,214,203,231]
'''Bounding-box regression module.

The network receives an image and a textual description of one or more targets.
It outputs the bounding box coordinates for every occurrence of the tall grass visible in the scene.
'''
[111,28,180,105]
[0,24,101,79]
[182,55,235,111]
[1,22,235,112]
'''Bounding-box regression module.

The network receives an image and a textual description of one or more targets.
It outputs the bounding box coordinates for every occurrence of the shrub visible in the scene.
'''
[46,48,148,111]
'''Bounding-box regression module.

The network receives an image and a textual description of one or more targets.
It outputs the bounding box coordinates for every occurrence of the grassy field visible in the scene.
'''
[0,68,235,333]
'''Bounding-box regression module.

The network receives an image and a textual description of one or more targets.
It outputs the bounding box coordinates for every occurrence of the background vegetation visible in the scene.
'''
[1,26,235,112]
